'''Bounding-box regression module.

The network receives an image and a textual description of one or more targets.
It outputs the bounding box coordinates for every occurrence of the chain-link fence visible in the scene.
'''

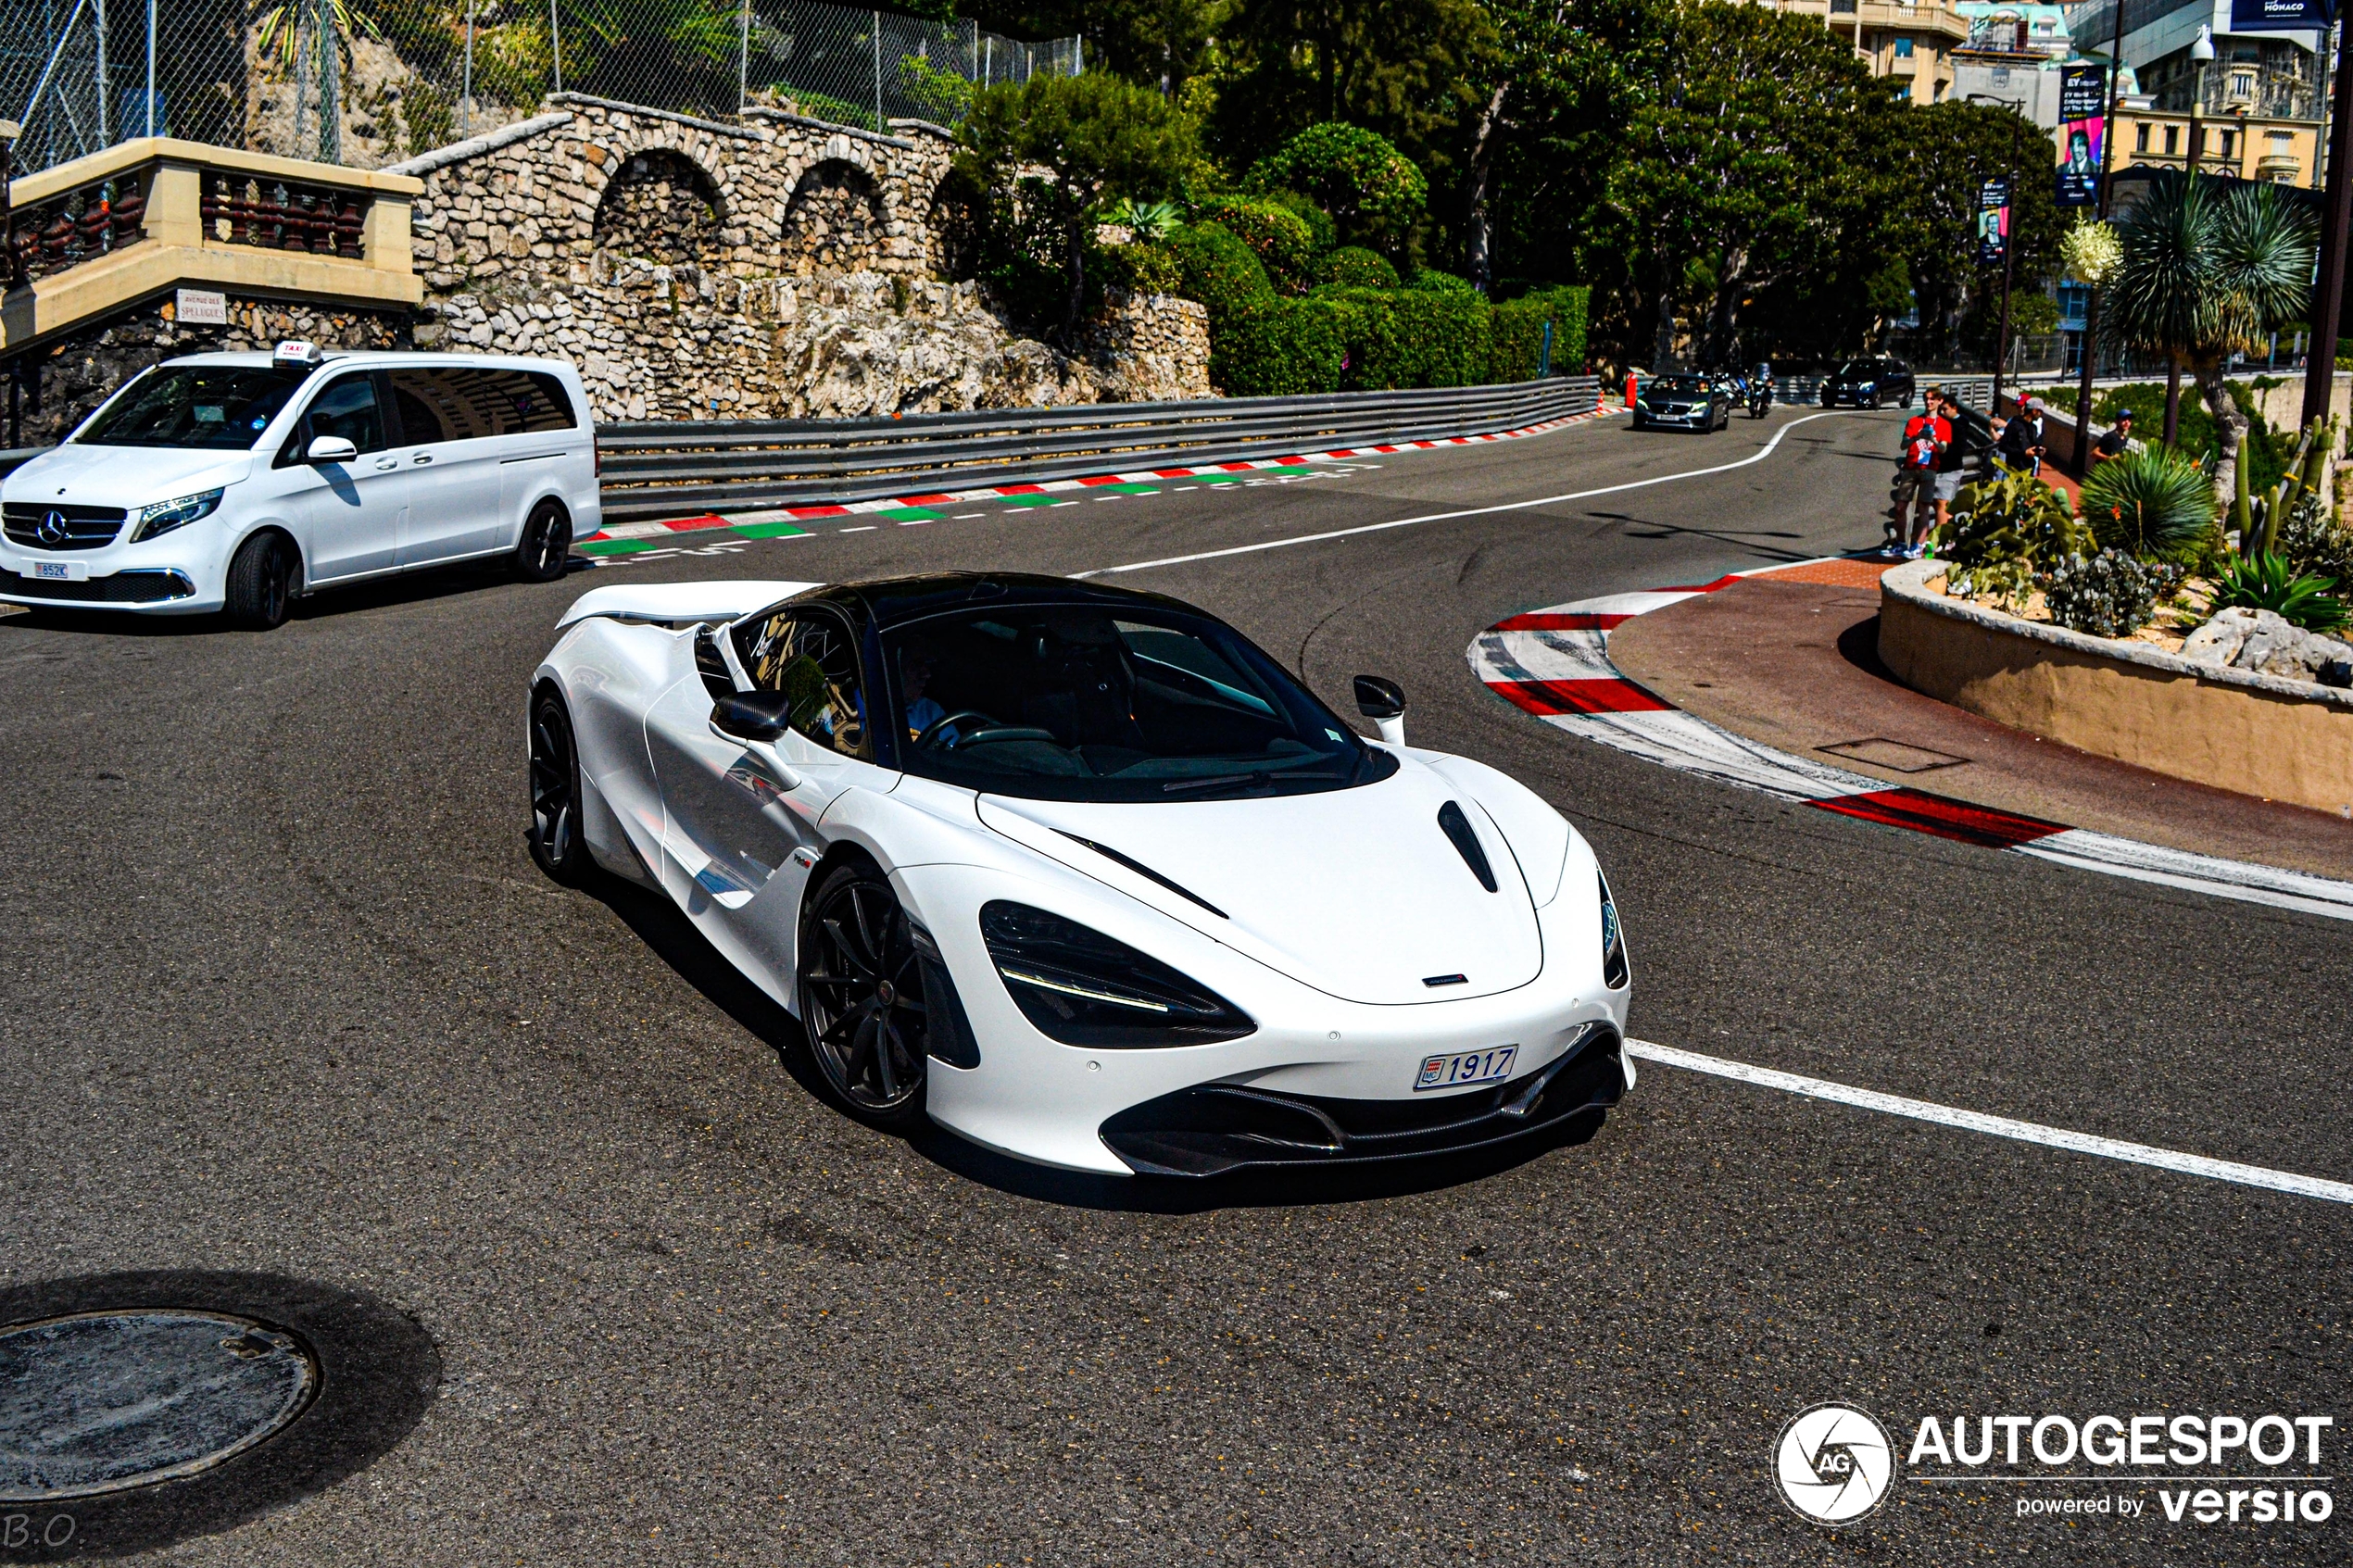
[3,0,1080,178]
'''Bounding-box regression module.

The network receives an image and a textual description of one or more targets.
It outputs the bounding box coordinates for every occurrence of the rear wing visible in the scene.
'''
[556,580,824,631]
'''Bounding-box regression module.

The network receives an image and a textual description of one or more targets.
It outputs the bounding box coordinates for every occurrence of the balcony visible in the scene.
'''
[2,138,422,355]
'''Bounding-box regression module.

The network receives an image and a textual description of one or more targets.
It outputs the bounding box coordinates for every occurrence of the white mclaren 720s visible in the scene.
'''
[527,572,1633,1177]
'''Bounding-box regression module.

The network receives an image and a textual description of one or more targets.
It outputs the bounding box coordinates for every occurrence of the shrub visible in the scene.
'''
[2039,549,2181,639]
[1164,221,1274,322]
[2090,380,2294,494]
[1244,122,1427,245]
[1314,246,1400,291]
[1260,188,1336,252]
[1194,196,1316,293]
[1214,297,1344,395]
[2210,552,2349,633]
[2277,492,2353,584]
[1405,268,1475,295]
[2078,445,2219,565]
[1103,196,1181,242]
[1935,470,2092,606]
[1317,288,1491,389]
[1491,285,1590,382]
[1098,239,1183,296]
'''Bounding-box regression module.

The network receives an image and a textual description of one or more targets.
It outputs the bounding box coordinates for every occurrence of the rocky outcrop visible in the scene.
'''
[2180,607,2353,687]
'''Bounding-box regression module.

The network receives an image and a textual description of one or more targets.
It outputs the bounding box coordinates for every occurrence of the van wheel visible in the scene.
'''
[223,533,296,630]
[513,499,572,583]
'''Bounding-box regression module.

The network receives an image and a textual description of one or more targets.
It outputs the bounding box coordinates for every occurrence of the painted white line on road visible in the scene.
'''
[1626,1038,2353,1206]
[1077,410,1866,578]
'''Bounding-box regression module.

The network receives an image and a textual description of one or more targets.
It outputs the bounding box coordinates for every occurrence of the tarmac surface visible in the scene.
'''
[3,403,2347,1564]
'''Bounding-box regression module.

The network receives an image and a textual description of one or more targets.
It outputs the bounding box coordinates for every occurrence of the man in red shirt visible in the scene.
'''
[1888,395,1953,558]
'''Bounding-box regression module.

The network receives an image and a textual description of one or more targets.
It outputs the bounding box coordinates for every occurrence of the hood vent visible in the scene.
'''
[1436,801,1498,892]
[1058,831,1229,919]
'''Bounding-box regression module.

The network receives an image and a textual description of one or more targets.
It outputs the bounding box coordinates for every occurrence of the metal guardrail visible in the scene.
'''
[594,377,1603,521]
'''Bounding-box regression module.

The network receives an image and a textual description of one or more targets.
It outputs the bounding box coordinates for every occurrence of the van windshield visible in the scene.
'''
[882,604,1398,803]
[74,365,314,449]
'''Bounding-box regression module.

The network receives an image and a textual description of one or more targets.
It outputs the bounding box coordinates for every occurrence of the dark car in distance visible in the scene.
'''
[1630,373,1732,433]
[1818,357,1916,410]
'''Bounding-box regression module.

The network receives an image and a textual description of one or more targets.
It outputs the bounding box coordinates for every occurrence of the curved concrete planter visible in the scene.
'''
[1878,558,2353,816]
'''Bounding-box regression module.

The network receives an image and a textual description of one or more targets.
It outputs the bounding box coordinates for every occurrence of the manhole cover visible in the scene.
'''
[1817,736,1969,773]
[0,1311,319,1501]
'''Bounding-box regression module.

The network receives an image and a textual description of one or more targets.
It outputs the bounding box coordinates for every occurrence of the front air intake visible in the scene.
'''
[1436,801,1497,892]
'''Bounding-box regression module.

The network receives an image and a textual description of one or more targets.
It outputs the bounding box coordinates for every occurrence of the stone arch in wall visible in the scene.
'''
[923,172,982,282]
[593,149,726,264]
[780,158,887,277]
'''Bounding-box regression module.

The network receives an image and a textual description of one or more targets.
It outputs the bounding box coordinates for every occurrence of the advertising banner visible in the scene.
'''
[1977,177,2010,268]
[2057,64,2106,207]
[2230,0,2332,31]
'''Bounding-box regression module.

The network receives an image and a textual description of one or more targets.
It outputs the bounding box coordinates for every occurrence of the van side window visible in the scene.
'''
[387,370,455,445]
[303,373,387,454]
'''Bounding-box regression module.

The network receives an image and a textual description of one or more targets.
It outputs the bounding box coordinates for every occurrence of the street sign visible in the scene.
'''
[2057,65,2107,207]
[1977,178,2011,268]
[2231,0,2332,30]
[175,289,227,325]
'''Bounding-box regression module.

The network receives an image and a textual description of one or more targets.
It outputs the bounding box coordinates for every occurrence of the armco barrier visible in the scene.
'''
[593,377,1602,521]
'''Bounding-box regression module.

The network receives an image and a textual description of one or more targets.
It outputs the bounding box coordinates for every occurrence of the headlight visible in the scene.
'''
[1598,872,1629,990]
[979,901,1255,1047]
[132,488,225,541]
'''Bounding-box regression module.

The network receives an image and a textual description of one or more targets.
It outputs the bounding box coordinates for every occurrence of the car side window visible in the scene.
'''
[735,609,869,759]
[387,369,457,445]
[303,372,387,454]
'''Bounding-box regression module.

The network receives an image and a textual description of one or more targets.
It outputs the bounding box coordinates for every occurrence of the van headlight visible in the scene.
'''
[132,488,225,541]
[979,901,1255,1047]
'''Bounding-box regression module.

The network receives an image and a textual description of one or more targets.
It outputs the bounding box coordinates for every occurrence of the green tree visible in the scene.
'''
[1895,100,2067,364]
[959,0,1230,97]
[958,72,1200,337]
[2105,172,2315,504]
[1600,2,1891,367]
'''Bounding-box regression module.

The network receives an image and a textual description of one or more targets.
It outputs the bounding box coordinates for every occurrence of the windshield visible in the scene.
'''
[1655,376,1706,395]
[883,605,1397,803]
[74,364,313,449]
[1836,360,1879,379]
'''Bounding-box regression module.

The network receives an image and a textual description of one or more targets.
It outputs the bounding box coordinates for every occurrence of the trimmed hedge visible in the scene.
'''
[1491,285,1590,383]
[1215,297,1345,395]
[1405,268,1475,295]
[1165,221,1274,321]
[1317,288,1491,389]
[1195,196,1316,291]
[1313,246,1399,290]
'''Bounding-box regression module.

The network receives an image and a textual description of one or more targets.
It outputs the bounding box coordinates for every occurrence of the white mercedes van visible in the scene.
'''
[0,343,601,628]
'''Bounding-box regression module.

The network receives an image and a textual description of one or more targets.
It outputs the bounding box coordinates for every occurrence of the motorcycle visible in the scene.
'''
[1748,378,1772,418]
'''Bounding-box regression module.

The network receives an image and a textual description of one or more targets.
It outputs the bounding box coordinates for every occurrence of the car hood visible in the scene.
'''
[3,444,255,508]
[976,760,1543,1005]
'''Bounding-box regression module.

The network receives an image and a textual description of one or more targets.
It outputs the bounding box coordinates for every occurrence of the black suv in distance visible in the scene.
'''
[1819,357,1916,410]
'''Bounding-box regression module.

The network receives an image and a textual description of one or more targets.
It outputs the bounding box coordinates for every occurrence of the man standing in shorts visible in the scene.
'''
[1931,390,1968,546]
[1891,394,1952,558]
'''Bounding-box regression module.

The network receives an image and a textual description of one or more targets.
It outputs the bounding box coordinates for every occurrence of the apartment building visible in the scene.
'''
[1768,0,1974,104]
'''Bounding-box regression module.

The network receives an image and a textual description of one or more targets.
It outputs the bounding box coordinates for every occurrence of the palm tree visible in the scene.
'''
[2104,171,2315,505]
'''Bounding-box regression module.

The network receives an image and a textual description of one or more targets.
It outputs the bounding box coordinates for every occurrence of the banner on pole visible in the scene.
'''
[2057,65,2106,207]
[2229,0,2333,31]
[1977,178,2011,268]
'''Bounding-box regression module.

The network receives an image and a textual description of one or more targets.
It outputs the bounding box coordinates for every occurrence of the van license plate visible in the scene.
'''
[1414,1046,1516,1091]
[32,561,87,582]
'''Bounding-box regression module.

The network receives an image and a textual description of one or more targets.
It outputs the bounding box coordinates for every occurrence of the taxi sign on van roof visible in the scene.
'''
[272,340,324,366]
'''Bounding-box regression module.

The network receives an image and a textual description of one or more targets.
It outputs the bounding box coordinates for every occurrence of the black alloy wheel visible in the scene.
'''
[222,532,296,630]
[513,499,572,583]
[798,863,929,1130]
[1863,389,1881,410]
[527,687,591,884]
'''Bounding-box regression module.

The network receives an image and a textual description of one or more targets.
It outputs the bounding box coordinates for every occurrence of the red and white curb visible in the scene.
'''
[582,402,1626,546]
[1467,565,2353,922]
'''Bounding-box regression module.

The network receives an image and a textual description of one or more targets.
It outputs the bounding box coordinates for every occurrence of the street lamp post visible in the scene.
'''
[2303,21,2353,429]
[2070,0,2131,478]
[2166,24,2220,449]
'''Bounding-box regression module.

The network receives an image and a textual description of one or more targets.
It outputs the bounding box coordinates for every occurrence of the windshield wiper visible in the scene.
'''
[1161,769,1341,795]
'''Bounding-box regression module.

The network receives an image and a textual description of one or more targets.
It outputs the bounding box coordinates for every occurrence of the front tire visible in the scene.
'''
[527,686,593,884]
[513,499,572,583]
[797,862,929,1132]
[222,532,296,630]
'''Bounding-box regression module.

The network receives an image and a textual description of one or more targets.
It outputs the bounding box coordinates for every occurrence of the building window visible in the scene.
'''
[1894,36,1914,56]
[2136,123,2150,153]
[2221,129,2235,159]
[2165,125,2179,155]
[2232,71,2255,96]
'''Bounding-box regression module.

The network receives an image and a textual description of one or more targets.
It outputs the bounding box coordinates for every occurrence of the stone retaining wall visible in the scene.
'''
[1878,558,2353,816]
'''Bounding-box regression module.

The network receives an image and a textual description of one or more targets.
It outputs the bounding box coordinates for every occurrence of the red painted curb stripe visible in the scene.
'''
[660,514,736,532]
[786,504,849,519]
[1808,788,2065,850]
[899,493,958,505]
[1652,574,1747,594]
[1492,611,1633,633]
[1490,677,1675,717]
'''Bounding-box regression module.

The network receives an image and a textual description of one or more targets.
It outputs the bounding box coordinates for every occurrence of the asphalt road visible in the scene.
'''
[3,404,2347,1565]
